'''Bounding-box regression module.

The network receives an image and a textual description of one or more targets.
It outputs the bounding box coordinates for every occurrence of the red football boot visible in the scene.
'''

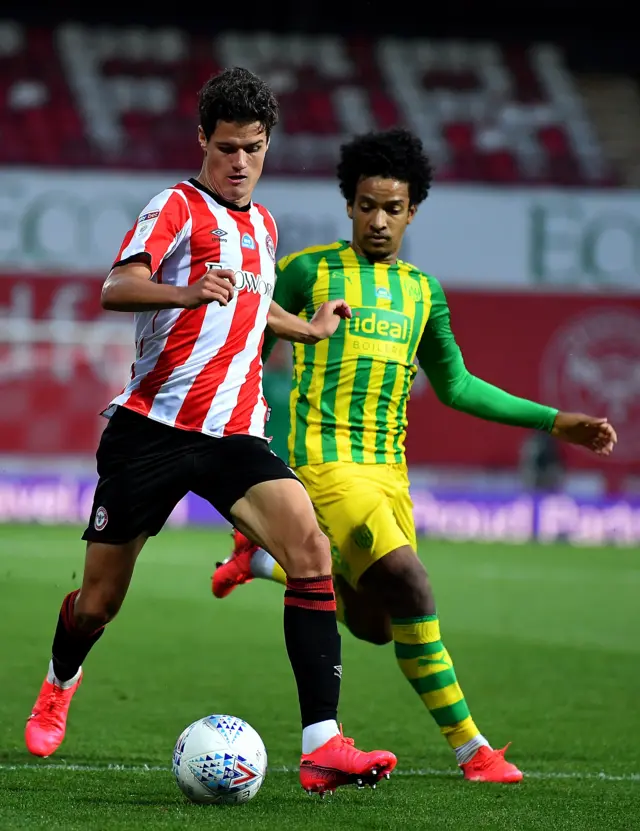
[211,530,257,599]
[460,743,523,783]
[25,669,83,758]
[300,727,397,796]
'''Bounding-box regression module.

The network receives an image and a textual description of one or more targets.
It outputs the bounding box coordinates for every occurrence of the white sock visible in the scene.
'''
[47,659,81,690]
[250,548,278,579]
[455,734,491,765]
[302,719,340,754]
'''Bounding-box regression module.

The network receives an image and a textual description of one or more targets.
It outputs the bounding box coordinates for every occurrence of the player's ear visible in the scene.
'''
[346,202,354,220]
[407,204,418,225]
[197,126,208,153]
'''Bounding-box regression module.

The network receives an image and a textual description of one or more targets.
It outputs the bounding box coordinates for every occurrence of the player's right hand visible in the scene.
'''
[179,266,236,309]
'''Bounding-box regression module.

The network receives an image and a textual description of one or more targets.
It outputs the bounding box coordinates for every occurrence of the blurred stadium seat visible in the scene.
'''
[0,23,617,184]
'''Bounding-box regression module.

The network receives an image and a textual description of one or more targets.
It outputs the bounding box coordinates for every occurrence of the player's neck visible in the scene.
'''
[349,241,398,266]
[194,169,253,210]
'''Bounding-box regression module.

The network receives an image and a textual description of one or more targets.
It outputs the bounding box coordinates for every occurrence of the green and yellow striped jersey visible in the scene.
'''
[263,240,445,467]
[263,239,557,469]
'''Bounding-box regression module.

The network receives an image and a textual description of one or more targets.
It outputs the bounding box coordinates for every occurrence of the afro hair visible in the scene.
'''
[337,128,433,206]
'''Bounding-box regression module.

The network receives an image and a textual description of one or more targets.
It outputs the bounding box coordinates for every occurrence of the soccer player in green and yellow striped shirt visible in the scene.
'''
[213,128,617,782]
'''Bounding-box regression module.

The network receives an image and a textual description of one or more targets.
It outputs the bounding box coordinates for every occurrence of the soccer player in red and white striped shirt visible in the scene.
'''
[25,67,396,795]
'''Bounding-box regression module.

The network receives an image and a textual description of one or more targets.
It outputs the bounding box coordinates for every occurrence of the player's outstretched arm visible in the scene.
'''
[417,278,617,456]
[267,299,352,344]
[101,260,235,312]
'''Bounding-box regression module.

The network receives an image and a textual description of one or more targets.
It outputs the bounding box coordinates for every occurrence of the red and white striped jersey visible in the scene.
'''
[106,179,279,439]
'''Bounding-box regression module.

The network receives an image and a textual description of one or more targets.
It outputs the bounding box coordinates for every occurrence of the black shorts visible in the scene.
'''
[82,406,299,545]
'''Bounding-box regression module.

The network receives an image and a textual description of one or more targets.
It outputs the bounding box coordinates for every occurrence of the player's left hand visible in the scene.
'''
[551,412,617,456]
[309,299,352,340]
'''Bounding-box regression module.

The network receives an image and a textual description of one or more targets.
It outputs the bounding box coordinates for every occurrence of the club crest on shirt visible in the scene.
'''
[265,234,276,262]
[405,279,422,301]
[241,233,256,249]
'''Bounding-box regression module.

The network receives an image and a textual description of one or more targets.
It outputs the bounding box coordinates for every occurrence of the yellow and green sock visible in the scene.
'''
[392,615,490,764]
[250,548,287,584]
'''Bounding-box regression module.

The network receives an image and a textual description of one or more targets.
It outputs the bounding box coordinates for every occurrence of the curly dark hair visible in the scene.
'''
[198,67,279,140]
[337,128,433,206]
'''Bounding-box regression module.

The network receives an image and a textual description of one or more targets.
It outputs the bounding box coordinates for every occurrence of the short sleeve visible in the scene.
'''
[113,189,191,275]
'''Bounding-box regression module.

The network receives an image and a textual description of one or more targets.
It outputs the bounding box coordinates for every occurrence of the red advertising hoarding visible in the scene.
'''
[0,274,105,321]
[1,276,640,488]
[0,275,127,456]
[406,290,640,487]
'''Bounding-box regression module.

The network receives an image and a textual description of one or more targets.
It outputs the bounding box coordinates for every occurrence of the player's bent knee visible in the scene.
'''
[345,615,392,646]
[74,592,124,631]
[391,556,434,610]
[74,607,112,633]
[75,539,141,631]
[361,545,435,615]
[364,630,392,647]
[281,527,332,579]
[336,576,392,645]
[76,580,130,631]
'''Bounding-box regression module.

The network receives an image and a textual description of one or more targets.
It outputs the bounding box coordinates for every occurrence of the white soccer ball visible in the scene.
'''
[172,715,267,805]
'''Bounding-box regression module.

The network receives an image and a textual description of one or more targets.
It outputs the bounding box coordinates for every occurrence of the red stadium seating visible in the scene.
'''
[0,23,617,184]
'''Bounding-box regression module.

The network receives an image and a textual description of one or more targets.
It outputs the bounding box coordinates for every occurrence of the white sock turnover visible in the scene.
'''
[250,548,278,579]
[455,734,491,765]
[47,659,82,690]
[302,719,340,754]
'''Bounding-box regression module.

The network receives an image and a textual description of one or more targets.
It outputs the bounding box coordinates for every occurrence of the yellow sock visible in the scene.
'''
[392,615,480,750]
[271,560,286,584]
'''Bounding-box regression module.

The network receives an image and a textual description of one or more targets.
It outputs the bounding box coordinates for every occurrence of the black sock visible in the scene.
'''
[284,576,341,728]
[51,590,105,682]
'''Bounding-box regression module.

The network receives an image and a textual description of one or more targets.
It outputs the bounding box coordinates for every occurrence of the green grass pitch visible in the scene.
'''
[0,524,638,830]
